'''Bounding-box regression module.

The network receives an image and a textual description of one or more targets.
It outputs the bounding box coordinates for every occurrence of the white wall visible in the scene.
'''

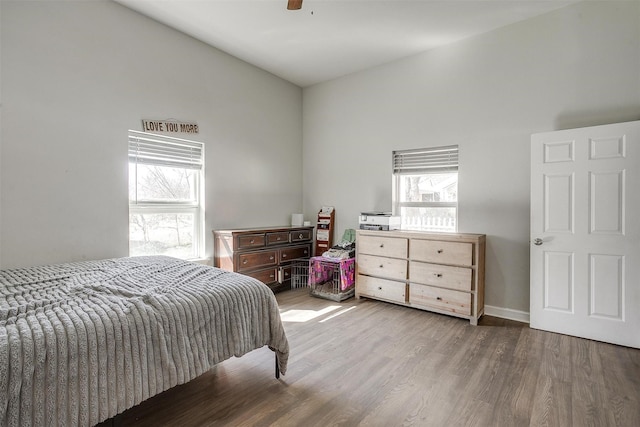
[0,0,3,267]
[0,0,303,268]
[302,1,640,314]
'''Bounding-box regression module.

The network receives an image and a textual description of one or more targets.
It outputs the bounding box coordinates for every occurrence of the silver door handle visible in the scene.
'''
[533,238,543,246]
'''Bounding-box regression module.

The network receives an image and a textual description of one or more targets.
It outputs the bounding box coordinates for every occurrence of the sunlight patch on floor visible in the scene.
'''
[280,305,341,322]
[319,306,356,323]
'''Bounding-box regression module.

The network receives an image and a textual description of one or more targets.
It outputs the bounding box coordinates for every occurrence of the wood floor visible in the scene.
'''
[108,288,640,426]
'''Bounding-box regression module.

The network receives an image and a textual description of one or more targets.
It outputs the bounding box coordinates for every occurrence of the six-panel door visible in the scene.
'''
[530,120,639,348]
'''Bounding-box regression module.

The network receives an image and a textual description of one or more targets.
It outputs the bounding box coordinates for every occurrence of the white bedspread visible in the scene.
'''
[0,256,289,426]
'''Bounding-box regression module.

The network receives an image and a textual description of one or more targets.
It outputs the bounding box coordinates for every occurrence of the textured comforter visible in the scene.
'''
[0,256,289,426]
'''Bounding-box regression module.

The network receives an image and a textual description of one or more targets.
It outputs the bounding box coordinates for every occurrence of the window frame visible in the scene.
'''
[392,145,459,232]
[128,130,205,260]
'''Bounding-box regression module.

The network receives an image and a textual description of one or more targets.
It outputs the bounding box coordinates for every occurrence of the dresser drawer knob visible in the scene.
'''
[436,296,442,301]
[435,273,443,278]
[250,239,255,244]
[282,254,287,258]
[379,264,384,268]
[243,260,248,264]
[304,250,308,254]
[299,233,304,239]
[277,237,281,241]
[437,249,443,254]
[380,244,384,248]
[378,286,382,290]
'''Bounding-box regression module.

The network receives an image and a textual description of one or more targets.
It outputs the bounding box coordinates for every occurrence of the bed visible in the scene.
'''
[0,255,289,426]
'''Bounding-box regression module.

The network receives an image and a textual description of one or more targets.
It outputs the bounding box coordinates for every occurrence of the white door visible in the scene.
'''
[530,120,639,348]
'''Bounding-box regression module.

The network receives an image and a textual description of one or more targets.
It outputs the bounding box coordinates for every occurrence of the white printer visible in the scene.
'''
[358,212,401,231]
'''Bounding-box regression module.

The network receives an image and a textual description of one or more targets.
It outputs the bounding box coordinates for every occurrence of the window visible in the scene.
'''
[392,145,458,232]
[128,130,204,260]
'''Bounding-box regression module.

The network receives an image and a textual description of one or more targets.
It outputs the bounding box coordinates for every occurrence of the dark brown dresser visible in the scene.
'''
[213,226,314,293]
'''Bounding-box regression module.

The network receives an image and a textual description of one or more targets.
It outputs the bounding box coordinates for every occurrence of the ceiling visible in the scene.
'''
[116,0,577,87]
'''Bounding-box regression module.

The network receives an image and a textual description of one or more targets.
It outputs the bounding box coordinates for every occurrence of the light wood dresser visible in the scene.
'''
[213,226,313,293]
[355,229,486,325]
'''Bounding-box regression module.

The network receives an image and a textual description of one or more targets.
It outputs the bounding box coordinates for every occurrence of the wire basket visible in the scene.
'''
[308,257,355,302]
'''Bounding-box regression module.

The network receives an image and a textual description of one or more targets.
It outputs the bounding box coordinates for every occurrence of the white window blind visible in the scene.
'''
[128,130,203,169]
[393,145,458,174]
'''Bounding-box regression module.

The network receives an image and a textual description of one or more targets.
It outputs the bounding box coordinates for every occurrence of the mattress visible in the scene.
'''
[0,256,289,426]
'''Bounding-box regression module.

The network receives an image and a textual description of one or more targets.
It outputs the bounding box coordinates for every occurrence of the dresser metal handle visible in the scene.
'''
[243,260,248,264]
[282,254,287,258]
[299,233,304,239]
[250,239,255,244]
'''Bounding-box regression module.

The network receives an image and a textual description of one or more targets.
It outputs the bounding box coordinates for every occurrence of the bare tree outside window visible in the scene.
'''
[128,131,204,260]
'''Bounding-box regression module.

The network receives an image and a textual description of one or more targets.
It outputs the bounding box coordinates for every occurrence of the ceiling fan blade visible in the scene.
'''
[287,0,302,10]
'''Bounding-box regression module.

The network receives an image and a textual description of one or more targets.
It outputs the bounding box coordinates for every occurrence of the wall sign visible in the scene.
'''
[142,119,199,134]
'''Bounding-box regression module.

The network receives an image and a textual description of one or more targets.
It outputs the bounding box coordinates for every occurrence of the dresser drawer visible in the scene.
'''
[358,235,408,258]
[358,254,407,281]
[280,245,310,262]
[409,261,472,291]
[281,265,292,282]
[291,229,312,242]
[410,239,473,266]
[237,234,266,249]
[356,275,406,303]
[245,268,278,284]
[409,284,471,316]
[237,250,277,271]
[266,232,289,245]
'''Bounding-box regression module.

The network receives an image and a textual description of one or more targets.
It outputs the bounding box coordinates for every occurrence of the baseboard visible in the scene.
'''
[484,305,530,324]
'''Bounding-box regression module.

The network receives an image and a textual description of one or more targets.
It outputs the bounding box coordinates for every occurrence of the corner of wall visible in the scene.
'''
[484,305,530,324]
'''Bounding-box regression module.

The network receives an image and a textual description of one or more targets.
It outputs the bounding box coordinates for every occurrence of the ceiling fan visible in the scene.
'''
[287,0,302,10]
